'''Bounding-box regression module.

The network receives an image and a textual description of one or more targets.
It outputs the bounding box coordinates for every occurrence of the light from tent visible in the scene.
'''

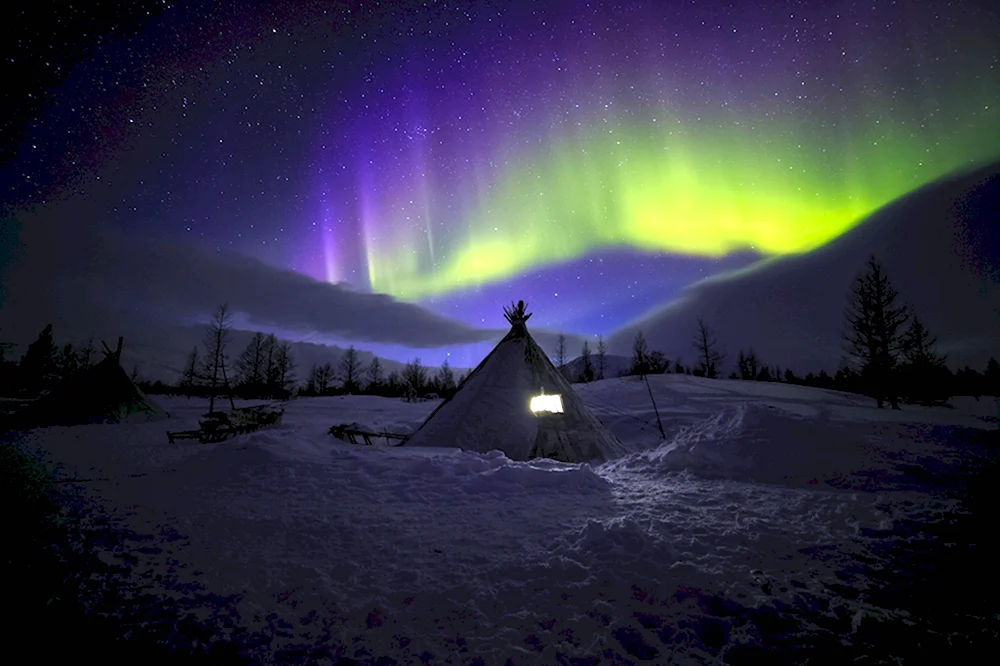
[530,393,564,414]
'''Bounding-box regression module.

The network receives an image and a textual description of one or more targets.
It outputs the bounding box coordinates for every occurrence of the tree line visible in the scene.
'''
[0,303,468,403]
[0,324,102,398]
[297,347,464,401]
[553,256,1000,405]
[3,258,997,406]
[177,303,468,401]
[552,318,728,382]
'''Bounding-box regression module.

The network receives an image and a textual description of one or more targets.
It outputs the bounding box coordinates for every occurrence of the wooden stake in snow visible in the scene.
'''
[645,374,666,440]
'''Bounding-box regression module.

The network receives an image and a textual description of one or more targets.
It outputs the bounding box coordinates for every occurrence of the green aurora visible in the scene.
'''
[365,102,1000,301]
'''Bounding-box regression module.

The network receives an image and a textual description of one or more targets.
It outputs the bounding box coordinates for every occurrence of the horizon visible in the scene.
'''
[1,0,998,381]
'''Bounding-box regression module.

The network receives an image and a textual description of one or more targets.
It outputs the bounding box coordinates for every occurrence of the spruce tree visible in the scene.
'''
[898,315,949,405]
[20,324,58,395]
[339,345,362,394]
[844,256,908,408]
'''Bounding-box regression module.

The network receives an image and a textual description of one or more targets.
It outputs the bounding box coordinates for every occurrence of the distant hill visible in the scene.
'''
[610,162,1000,374]
[560,353,633,382]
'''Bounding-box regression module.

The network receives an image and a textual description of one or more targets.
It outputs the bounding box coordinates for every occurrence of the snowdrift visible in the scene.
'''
[608,402,890,488]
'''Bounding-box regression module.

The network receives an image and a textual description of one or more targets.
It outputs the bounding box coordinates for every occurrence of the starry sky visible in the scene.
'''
[2,0,999,370]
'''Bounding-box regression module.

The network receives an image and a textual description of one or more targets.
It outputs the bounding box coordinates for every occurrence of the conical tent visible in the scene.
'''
[14,337,167,427]
[404,301,626,463]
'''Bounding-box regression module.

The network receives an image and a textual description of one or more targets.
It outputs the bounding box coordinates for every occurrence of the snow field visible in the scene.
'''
[14,376,997,663]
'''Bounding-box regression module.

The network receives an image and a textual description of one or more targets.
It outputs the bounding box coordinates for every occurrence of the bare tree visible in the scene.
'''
[273,341,295,397]
[385,370,402,396]
[648,349,668,374]
[403,357,427,401]
[180,346,200,389]
[339,345,362,393]
[596,335,607,380]
[314,361,333,394]
[693,317,723,379]
[437,359,456,396]
[844,256,908,409]
[203,303,234,411]
[555,333,568,371]
[236,332,269,395]
[365,356,384,393]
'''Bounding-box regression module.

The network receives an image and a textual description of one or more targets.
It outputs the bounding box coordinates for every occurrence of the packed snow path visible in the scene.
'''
[14,375,999,664]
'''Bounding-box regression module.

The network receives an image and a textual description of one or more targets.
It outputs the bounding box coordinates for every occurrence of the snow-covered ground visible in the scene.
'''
[12,376,1000,664]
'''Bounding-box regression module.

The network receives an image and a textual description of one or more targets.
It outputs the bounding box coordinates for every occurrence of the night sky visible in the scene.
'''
[3,0,999,370]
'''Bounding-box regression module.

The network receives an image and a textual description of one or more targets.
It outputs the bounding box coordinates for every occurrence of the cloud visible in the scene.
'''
[0,199,500,352]
[0,200,599,380]
[609,162,1000,373]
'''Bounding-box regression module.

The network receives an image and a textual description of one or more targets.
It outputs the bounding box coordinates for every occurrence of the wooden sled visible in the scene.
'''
[168,405,284,444]
[328,423,408,447]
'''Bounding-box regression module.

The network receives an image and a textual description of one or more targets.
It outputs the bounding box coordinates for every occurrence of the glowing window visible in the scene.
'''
[530,391,564,414]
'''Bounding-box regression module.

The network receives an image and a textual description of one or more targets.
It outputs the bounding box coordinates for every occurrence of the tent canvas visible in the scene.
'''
[11,337,167,428]
[403,301,626,463]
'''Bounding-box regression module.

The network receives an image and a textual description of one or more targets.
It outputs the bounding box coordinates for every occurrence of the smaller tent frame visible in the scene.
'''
[10,336,167,428]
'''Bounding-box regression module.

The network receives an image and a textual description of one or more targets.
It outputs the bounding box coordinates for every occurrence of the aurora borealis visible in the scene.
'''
[333,0,1000,308]
[3,0,1000,368]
